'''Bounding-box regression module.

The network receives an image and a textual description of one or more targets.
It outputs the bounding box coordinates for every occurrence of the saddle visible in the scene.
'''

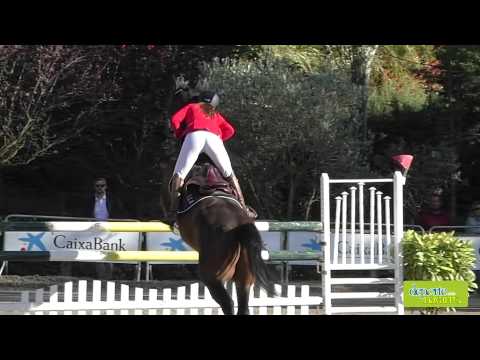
[177,156,240,214]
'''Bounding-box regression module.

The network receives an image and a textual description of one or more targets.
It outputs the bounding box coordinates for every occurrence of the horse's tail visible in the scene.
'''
[235,223,277,297]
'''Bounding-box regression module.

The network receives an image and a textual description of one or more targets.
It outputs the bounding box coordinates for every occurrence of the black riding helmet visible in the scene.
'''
[199,91,220,108]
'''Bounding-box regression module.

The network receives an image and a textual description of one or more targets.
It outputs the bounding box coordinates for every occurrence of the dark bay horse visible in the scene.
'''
[175,158,277,315]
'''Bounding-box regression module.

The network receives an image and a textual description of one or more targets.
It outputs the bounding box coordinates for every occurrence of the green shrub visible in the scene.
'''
[403,230,478,314]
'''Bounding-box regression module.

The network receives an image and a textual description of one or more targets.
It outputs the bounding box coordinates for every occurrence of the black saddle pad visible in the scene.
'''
[177,186,239,214]
[177,157,239,214]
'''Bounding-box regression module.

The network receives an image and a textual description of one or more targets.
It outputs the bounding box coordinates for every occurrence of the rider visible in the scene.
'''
[167,90,256,222]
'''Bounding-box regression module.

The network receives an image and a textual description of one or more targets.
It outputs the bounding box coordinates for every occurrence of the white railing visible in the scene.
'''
[320,171,404,315]
[0,280,323,315]
[328,177,400,266]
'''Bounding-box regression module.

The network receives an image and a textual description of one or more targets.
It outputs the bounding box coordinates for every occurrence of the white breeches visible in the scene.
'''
[173,130,233,179]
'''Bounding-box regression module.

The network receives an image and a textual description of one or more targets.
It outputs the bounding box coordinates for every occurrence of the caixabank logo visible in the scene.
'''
[18,233,47,251]
[161,237,189,251]
[52,235,127,250]
[301,238,321,251]
[17,233,127,251]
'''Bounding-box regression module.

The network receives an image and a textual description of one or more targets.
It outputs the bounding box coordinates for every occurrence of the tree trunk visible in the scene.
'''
[447,74,458,222]
[351,45,379,140]
[0,173,5,217]
[287,175,298,219]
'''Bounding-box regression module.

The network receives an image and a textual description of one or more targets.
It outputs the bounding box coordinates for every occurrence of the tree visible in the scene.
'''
[348,45,380,140]
[261,45,327,73]
[0,45,121,167]
[265,45,382,138]
[368,45,438,116]
[202,56,370,220]
[434,46,480,218]
[0,45,265,218]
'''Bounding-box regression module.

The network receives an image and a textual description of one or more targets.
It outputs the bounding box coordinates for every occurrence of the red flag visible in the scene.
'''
[392,154,414,172]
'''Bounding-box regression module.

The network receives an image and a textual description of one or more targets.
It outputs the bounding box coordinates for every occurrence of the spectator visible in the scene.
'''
[416,193,451,231]
[465,201,480,234]
[61,177,127,279]
[89,177,127,279]
[84,177,126,220]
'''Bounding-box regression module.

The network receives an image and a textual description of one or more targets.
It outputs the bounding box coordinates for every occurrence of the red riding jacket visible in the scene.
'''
[170,103,235,141]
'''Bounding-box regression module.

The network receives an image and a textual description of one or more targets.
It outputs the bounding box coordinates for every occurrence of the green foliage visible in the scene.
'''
[368,45,438,116]
[403,230,477,314]
[435,46,480,206]
[369,46,480,221]
[436,46,480,106]
[404,141,458,218]
[201,55,372,219]
[262,45,327,73]
[265,45,439,121]
[369,76,430,115]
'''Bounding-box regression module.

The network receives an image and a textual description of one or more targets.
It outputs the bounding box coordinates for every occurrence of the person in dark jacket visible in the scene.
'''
[60,177,126,279]
[62,177,128,279]
[89,177,127,279]
[83,177,126,220]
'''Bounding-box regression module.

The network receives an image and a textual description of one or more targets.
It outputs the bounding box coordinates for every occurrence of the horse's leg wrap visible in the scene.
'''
[226,174,257,219]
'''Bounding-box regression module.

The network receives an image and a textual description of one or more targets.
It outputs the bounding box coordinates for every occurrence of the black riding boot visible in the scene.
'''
[165,174,184,226]
[226,174,257,219]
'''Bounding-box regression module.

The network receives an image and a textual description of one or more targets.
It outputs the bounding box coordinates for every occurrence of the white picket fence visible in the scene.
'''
[0,280,323,315]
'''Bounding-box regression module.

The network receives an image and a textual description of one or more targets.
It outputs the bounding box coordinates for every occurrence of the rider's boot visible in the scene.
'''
[226,174,257,219]
[165,174,184,227]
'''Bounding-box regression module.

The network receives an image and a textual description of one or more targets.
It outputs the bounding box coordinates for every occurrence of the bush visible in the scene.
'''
[403,230,477,314]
